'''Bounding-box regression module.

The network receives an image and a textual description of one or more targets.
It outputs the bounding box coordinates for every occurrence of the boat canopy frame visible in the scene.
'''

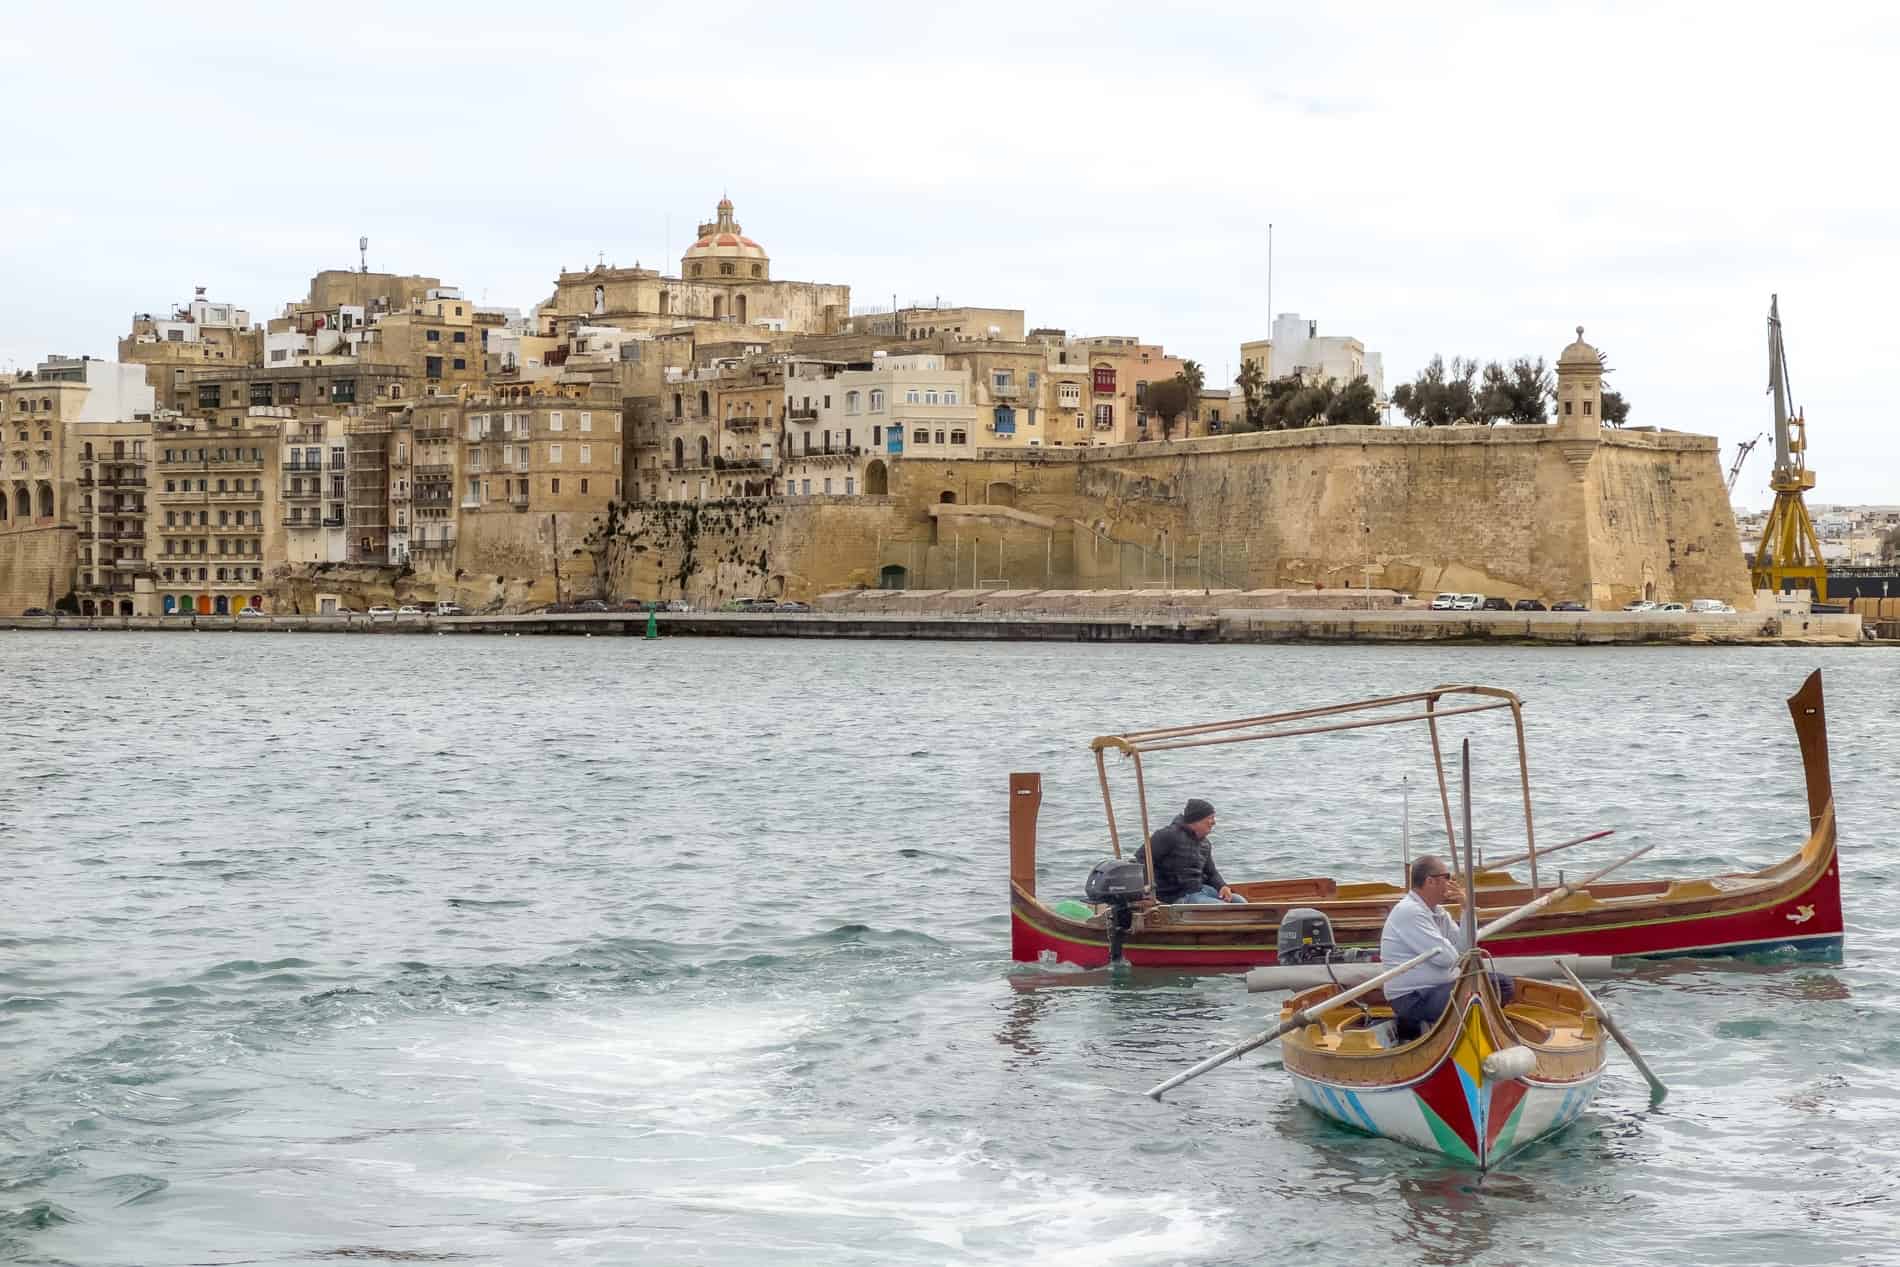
[1088,685,1542,900]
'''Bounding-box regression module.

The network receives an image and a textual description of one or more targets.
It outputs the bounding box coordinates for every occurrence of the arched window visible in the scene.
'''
[698,390,710,416]
[713,296,725,320]
[846,391,860,414]
[751,264,762,278]
[672,437,684,469]
[36,484,53,517]
[15,487,31,518]
[869,390,884,412]
[698,436,710,467]
[736,295,747,323]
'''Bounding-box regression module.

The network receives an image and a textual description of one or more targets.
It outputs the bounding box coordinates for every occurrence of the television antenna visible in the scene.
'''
[359,236,369,274]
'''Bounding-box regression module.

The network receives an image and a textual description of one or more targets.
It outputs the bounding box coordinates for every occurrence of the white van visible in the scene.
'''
[1430,592,1458,610]
[1449,594,1483,611]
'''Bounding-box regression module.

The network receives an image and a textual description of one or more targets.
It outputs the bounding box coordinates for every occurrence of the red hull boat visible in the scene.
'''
[1009,672,1843,970]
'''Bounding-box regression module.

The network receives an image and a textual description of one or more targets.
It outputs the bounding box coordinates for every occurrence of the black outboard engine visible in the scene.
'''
[1277,907,1377,966]
[1084,859,1149,964]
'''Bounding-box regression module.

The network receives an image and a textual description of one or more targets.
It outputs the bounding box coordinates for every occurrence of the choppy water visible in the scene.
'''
[2,633,1896,1266]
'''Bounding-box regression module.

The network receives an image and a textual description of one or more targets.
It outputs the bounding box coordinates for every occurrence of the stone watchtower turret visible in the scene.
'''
[1555,327,1603,439]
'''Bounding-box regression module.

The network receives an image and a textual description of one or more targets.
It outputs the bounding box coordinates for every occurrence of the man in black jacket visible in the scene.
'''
[1134,798,1247,904]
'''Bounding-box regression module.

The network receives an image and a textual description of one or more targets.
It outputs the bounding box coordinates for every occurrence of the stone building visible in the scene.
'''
[150,419,280,614]
[1075,336,1185,445]
[71,421,153,615]
[546,197,850,337]
[1240,312,1384,395]
[279,414,348,565]
[118,291,263,410]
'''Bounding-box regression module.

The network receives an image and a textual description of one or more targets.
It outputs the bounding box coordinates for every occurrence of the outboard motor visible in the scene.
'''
[1084,859,1149,964]
[1276,907,1377,966]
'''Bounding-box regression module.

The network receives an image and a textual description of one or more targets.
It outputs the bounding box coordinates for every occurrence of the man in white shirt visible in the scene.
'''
[1379,855,1512,1040]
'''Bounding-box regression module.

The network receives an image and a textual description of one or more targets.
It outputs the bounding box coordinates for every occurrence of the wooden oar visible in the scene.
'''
[1145,841,1654,1100]
[1482,829,1615,874]
[1558,959,1669,1106]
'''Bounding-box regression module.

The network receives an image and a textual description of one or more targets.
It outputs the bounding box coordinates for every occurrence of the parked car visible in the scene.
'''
[396,605,423,616]
[1480,597,1513,611]
[1513,599,1548,612]
[21,607,50,617]
[776,601,813,613]
[238,608,269,618]
[1655,602,1688,613]
[1429,592,1458,611]
[1551,600,1588,612]
[1689,598,1735,614]
[573,598,609,613]
[721,597,776,612]
[1622,600,1657,613]
[663,599,690,613]
[1448,594,1483,611]
[366,606,396,618]
[434,602,465,616]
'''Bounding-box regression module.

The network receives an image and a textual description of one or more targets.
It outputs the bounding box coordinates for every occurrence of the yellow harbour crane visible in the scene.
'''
[1751,294,1827,602]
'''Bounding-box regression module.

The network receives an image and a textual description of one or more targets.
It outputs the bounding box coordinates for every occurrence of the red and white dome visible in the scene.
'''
[682,197,769,274]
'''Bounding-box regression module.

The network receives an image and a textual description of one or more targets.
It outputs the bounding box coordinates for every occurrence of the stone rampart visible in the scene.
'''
[590,424,1750,609]
[0,525,76,613]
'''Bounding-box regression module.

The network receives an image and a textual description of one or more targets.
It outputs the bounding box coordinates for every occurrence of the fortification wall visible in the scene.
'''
[586,425,1751,609]
[0,525,76,613]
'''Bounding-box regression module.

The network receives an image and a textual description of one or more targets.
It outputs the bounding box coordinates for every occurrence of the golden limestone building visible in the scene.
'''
[1,196,1751,617]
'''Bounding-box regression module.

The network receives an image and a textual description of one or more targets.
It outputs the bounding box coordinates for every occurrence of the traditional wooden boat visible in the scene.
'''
[1278,960,1606,1168]
[1009,671,1842,969]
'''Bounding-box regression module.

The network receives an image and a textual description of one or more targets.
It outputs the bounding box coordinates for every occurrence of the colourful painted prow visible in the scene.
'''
[1278,968,1606,1168]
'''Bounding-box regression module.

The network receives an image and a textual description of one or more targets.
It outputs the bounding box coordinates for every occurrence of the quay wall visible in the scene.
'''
[0,523,76,614]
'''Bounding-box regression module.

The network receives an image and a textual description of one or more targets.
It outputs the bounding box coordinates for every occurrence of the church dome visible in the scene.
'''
[682,197,769,279]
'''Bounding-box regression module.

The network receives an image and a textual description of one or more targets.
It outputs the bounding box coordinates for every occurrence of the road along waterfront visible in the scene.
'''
[3,635,1895,1265]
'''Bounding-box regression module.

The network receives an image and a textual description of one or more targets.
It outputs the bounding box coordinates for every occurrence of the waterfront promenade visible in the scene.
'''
[0,606,1867,645]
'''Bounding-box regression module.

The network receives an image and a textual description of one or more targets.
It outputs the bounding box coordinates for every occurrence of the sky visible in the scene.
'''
[2,1,1895,508]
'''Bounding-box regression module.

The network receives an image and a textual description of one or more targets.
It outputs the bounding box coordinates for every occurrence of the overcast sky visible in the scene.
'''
[3,2,1894,507]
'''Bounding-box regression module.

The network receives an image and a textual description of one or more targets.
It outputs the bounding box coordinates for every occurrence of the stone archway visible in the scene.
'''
[36,483,53,517]
[864,460,888,495]
[179,596,195,614]
[879,563,907,589]
[81,599,96,616]
[214,595,229,615]
[938,490,957,504]
[163,595,177,615]
[118,600,133,616]
[985,481,1016,507]
[13,487,29,518]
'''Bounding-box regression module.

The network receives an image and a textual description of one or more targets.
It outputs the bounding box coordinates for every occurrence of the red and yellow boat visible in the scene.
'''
[1009,671,1842,969]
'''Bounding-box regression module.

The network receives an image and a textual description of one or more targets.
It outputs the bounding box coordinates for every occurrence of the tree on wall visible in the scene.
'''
[1392,356,1480,426]
[1235,361,1269,432]
[1600,389,1631,427]
[1146,376,1197,441]
[1476,357,1553,425]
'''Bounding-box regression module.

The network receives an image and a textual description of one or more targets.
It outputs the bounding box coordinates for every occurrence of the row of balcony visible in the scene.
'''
[282,514,345,528]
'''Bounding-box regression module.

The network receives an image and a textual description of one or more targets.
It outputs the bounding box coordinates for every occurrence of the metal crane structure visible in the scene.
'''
[1751,294,1827,601]
[1726,431,1765,495]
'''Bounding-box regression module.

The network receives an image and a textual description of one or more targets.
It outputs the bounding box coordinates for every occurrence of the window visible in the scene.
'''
[935,430,946,445]
[270,349,287,362]
[905,388,919,404]
[786,480,796,496]
[993,372,1012,390]
[846,391,860,414]
[551,477,561,494]
[801,479,811,495]
[425,357,443,379]
[1094,404,1114,429]
[871,426,882,445]
[549,444,563,462]
[1563,400,1573,415]
[751,264,762,277]
[579,412,592,432]
[823,396,832,409]
[925,389,938,405]
[944,389,959,405]
[869,390,884,412]
[426,330,441,342]
[332,380,356,403]
[549,412,563,431]
[950,429,967,445]
[452,358,466,370]
[1583,400,1593,416]
[845,477,855,495]
[453,331,466,343]
[824,478,833,495]
[719,262,734,276]
[1092,366,1116,393]
[579,444,592,464]
[613,414,622,434]
[580,478,589,494]
[1058,383,1081,407]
